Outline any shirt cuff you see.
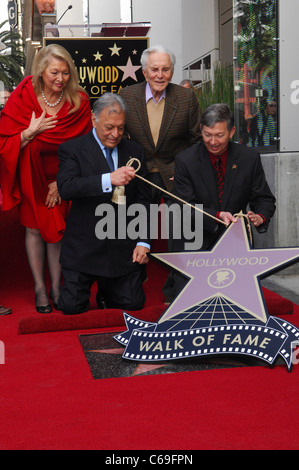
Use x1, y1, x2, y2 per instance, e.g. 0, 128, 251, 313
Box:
137, 242, 151, 250
257, 214, 266, 225
102, 173, 112, 192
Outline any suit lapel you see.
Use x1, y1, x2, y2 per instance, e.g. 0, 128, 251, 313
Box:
84, 131, 111, 173
196, 142, 240, 210
84, 134, 134, 173
197, 144, 219, 207
116, 140, 138, 197
221, 142, 239, 209
156, 84, 178, 150
134, 82, 156, 149
117, 140, 130, 167
134, 82, 179, 151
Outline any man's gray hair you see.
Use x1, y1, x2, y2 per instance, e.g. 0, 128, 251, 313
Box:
93, 93, 126, 120
180, 79, 194, 89
140, 44, 176, 72
200, 103, 235, 131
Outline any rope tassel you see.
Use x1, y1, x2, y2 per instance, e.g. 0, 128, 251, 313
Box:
111, 185, 126, 204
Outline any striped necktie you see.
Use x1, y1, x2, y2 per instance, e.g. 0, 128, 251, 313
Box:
215, 158, 224, 205
105, 147, 114, 172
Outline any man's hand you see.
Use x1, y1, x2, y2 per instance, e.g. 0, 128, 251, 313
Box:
219, 211, 238, 225
110, 166, 135, 186
132, 245, 150, 264
247, 211, 264, 227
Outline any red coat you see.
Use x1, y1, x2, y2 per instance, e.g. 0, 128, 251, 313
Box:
0, 76, 92, 243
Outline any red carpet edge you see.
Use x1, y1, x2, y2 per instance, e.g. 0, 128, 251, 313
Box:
18, 287, 293, 335
18, 304, 166, 334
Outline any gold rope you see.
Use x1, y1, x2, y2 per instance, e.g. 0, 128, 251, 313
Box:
126, 158, 254, 243
233, 213, 253, 245
126, 157, 228, 226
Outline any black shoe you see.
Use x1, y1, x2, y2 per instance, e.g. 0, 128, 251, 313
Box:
0, 305, 12, 315
96, 295, 107, 309
49, 290, 61, 310
164, 296, 174, 305
35, 297, 52, 314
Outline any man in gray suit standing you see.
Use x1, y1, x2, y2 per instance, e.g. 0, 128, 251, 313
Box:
120, 44, 202, 198
120, 44, 202, 301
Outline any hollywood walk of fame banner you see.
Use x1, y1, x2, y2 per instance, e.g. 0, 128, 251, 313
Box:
44, 37, 148, 100
115, 216, 299, 371
115, 313, 299, 371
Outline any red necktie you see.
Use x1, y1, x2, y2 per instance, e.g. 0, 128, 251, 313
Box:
215, 158, 224, 205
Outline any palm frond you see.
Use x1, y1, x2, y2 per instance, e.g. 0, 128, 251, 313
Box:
0, 21, 25, 88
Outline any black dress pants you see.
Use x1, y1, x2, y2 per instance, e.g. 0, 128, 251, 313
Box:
147, 172, 176, 299
58, 267, 146, 315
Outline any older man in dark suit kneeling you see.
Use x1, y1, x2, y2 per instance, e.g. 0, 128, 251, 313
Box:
57, 93, 152, 315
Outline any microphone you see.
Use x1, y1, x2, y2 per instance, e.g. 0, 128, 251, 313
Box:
57, 5, 73, 24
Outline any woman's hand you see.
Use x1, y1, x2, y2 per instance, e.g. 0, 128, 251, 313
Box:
21, 111, 59, 148
26, 110, 59, 138
45, 181, 61, 208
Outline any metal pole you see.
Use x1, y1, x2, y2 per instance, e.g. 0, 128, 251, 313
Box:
130, 0, 133, 23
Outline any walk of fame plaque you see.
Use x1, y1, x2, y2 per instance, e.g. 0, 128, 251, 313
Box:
115, 215, 299, 371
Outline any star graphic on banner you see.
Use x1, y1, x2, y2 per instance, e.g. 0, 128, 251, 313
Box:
152, 215, 299, 325
118, 57, 142, 82
109, 43, 122, 56
132, 49, 138, 55
93, 51, 103, 61
82, 58, 87, 63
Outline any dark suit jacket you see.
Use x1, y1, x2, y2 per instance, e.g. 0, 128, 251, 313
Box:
57, 131, 152, 277
119, 81, 202, 192
174, 141, 276, 250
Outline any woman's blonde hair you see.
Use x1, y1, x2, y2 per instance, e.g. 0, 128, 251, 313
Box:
31, 44, 88, 113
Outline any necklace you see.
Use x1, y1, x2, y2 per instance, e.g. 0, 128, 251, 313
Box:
41, 89, 64, 107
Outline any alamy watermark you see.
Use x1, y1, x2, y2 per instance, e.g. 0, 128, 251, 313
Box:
291, 80, 299, 104
95, 201, 204, 250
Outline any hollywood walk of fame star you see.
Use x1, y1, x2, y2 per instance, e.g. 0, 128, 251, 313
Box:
152, 215, 299, 325
87, 348, 166, 376
118, 57, 142, 82
109, 43, 122, 56
93, 51, 103, 61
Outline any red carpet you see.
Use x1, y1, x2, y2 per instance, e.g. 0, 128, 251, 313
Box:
17, 304, 166, 335
17, 285, 293, 335
1, 204, 299, 450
